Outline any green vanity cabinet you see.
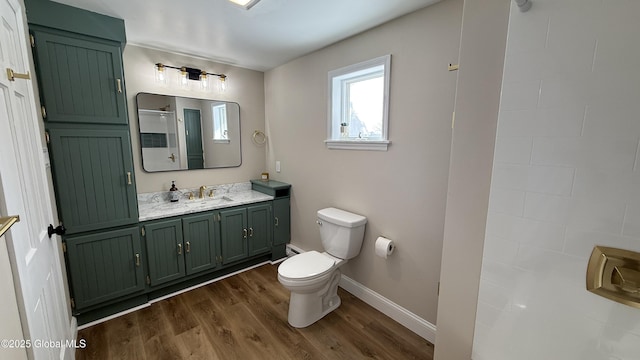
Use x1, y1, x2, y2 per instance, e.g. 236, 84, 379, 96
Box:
143, 212, 220, 287
182, 212, 219, 275
273, 197, 291, 246
142, 218, 185, 286
47, 125, 138, 235
30, 28, 128, 126
65, 226, 145, 310
220, 203, 272, 265
251, 180, 292, 260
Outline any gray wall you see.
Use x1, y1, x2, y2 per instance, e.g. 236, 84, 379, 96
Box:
264, 0, 463, 324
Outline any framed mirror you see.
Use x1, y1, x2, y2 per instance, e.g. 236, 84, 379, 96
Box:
136, 93, 241, 172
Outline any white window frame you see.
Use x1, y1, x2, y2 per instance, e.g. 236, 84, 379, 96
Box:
212, 103, 230, 144
325, 54, 391, 151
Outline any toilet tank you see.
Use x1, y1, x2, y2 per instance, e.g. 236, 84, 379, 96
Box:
317, 207, 367, 259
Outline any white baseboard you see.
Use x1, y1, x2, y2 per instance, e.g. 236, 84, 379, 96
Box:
339, 275, 437, 343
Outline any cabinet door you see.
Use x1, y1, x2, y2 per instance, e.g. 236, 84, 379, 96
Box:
248, 204, 272, 256
219, 208, 247, 264
144, 219, 185, 286
182, 212, 218, 275
47, 126, 138, 234
31, 28, 128, 125
273, 198, 290, 246
65, 226, 144, 310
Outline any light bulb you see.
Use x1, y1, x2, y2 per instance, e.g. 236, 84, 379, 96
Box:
155, 63, 167, 84
180, 67, 188, 88
200, 72, 209, 90
218, 75, 227, 92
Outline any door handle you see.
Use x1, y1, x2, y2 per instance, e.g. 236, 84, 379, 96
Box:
249, 227, 253, 237
274, 217, 279, 227
127, 171, 132, 185
135, 253, 140, 267
168, 153, 176, 162
116, 78, 122, 93
185, 241, 191, 253
243, 228, 247, 239
47, 223, 66, 238
177, 243, 182, 255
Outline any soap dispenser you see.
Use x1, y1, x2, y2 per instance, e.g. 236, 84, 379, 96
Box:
169, 181, 179, 202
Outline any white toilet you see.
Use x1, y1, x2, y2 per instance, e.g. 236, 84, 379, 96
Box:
277, 207, 367, 328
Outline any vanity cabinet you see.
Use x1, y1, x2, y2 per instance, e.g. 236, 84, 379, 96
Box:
47, 125, 138, 234
65, 226, 145, 310
143, 212, 221, 287
30, 27, 128, 125
251, 180, 292, 259
220, 203, 272, 265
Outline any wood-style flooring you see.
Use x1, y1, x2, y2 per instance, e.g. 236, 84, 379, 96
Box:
76, 263, 434, 359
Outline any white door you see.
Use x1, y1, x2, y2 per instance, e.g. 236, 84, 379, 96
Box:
0, 0, 72, 359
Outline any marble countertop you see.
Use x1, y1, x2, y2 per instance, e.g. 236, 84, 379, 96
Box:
138, 182, 273, 222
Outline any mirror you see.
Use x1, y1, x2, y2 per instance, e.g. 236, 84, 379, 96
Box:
136, 93, 241, 172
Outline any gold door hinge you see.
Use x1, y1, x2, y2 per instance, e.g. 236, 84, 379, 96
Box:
141, 227, 145, 236
70, 298, 75, 309
41, 105, 47, 119
30, 34, 35, 48
146, 275, 151, 285
61, 242, 67, 253
45, 131, 50, 144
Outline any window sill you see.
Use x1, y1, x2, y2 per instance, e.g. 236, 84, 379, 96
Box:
324, 139, 390, 151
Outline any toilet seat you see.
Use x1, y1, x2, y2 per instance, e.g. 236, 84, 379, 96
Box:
278, 251, 335, 281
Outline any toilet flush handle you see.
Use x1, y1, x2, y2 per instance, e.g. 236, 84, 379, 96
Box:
317, 220, 323, 226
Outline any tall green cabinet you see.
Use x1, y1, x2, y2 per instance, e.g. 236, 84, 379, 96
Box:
25, 0, 140, 314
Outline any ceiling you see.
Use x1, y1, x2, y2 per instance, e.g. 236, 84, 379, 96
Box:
51, 0, 440, 71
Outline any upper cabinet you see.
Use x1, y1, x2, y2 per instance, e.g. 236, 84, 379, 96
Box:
31, 28, 128, 125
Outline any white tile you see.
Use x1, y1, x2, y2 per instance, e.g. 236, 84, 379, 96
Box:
488, 188, 525, 216
572, 168, 635, 204
526, 165, 575, 196
490, 164, 529, 191
532, 136, 638, 170
482, 235, 520, 264
497, 109, 535, 137
534, 104, 585, 137
563, 228, 636, 259
583, 102, 640, 137
531, 137, 582, 167
622, 204, 640, 238
510, 216, 565, 251
500, 80, 540, 111
523, 192, 571, 224
493, 137, 532, 164
567, 197, 626, 234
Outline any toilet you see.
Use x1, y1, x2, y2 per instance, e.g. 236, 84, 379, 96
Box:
278, 207, 367, 328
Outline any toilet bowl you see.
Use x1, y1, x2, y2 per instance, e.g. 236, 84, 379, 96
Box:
278, 207, 366, 328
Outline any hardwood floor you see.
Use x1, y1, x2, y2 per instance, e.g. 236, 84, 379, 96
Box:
76, 263, 434, 359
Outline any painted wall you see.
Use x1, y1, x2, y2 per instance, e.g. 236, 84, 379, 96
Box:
264, 0, 463, 324
434, 0, 510, 358
123, 45, 266, 193
473, 0, 640, 359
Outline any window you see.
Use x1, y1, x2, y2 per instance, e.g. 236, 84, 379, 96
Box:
326, 55, 391, 151
212, 103, 229, 142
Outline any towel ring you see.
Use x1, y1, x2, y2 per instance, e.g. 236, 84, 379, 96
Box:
252, 130, 267, 146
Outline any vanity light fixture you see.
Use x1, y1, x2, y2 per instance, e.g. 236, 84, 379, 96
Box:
155, 63, 227, 92
228, 0, 260, 10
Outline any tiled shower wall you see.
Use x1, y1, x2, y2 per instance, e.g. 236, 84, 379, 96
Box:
473, 0, 640, 359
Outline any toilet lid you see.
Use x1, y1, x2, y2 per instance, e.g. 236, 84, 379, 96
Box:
278, 251, 335, 280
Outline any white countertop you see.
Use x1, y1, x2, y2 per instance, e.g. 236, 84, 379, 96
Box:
137, 182, 273, 222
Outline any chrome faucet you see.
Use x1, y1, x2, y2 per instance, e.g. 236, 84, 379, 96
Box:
199, 185, 206, 199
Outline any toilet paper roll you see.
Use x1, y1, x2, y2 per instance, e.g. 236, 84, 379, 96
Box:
375, 236, 395, 259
